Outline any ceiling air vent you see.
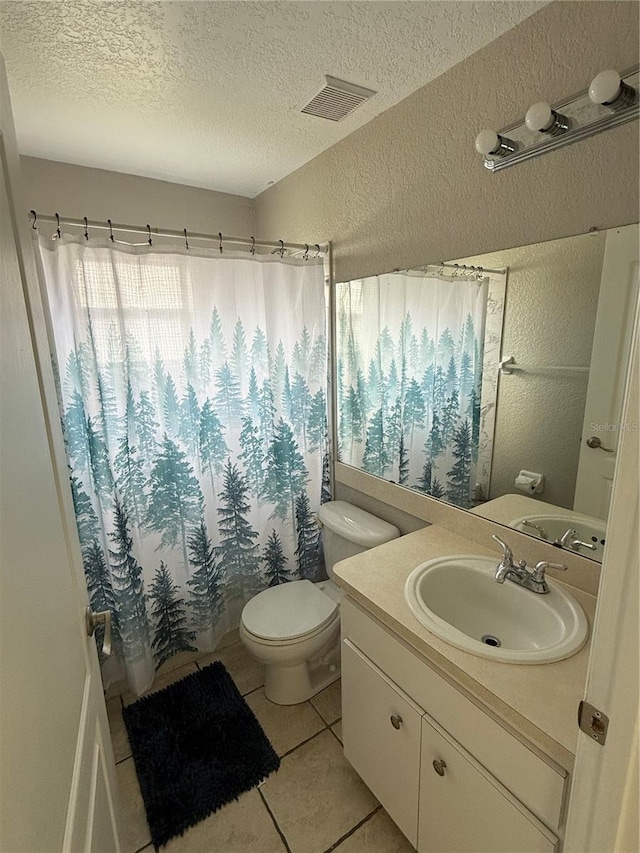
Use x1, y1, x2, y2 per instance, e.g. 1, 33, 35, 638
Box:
301, 76, 376, 122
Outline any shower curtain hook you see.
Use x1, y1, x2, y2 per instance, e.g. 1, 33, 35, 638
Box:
303, 244, 309, 261
250, 236, 256, 255
30, 209, 37, 230
314, 244, 320, 258
108, 219, 114, 242
146, 224, 152, 246
219, 232, 223, 254
279, 240, 285, 258
184, 228, 189, 250
55, 212, 61, 239
83, 217, 89, 240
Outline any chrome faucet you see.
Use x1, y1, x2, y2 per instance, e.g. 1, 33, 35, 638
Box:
521, 519, 549, 540
558, 528, 597, 552
492, 535, 568, 594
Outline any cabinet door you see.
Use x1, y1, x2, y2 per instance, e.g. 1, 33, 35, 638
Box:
418, 715, 558, 853
342, 640, 422, 847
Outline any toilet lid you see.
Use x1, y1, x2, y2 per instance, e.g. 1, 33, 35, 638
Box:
242, 580, 338, 642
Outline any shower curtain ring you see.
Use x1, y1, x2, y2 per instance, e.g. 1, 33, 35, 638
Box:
83, 217, 89, 240
30, 210, 37, 230
184, 228, 189, 250
55, 212, 61, 239
314, 244, 320, 258
250, 236, 256, 255
146, 224, 152, 246
279, 240, 285, 258
304, 244, 309, 261
219, 232, 223, 254
108, 219, 114, 242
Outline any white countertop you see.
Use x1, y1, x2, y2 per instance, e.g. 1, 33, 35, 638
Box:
333, 524, 596, 770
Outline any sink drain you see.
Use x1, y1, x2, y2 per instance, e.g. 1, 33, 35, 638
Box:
481, 634, 502, 647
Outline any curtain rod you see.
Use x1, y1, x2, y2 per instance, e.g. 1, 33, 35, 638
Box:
429, 261, 507, 276
28, 211, 329, 255
343, 261, 507, 282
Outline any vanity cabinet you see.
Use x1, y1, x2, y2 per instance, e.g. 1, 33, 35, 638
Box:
419, 715, 557, 853
342, 639, 422, 846
341, 597, 566, 853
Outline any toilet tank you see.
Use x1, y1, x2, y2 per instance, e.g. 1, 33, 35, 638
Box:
317, 501, 400, 578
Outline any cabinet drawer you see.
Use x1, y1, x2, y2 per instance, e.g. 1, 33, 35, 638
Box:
419, 714, 558, 853
342, 597, 567, 831
342, 639, 421, 848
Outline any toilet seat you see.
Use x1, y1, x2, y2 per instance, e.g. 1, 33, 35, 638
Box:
241, 579, 338, 643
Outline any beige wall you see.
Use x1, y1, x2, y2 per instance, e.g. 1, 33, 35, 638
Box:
254, 0, 637, 558
20, 156, 254, 240
254, 2, 639, 282
457, 231, 607, 509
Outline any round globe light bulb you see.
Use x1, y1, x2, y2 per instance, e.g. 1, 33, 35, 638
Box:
475, 129, 500, 156
525, 102, 554, 133
589, 69, 622, 105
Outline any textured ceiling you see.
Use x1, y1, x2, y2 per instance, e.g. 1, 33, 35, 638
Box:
0, 1, 544, 197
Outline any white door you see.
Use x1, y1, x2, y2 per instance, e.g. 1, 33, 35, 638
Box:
0, 58, 121, 852
573, 224, 639, 519
564, 302, 639, 853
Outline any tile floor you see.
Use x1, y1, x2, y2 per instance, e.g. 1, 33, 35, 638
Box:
109, 635, 415, 853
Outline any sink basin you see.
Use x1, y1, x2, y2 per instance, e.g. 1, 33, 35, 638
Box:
509, 513, 606, 560
404, 555, 589, 664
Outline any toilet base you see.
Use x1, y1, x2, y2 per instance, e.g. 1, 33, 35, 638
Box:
264, 659, 340, 705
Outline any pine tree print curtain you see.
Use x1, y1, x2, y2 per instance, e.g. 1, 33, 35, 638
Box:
38, 236, 328, 696
336, 270, 504, 508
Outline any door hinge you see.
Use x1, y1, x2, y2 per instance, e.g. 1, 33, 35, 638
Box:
578, 700, 609, 745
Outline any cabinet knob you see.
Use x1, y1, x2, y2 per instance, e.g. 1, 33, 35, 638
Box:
390, 714, 403, 730
432, 759, 447, 777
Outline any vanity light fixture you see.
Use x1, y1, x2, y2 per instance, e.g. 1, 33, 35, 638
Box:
589, 69, 638, 110
476, 65, 639, 171
474, 130, 517, 158
524, 102, 569, 136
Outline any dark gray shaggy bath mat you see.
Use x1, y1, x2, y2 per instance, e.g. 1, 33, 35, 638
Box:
122, 661, 280, 847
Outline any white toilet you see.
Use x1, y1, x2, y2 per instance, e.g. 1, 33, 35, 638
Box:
239, 501, 400, 705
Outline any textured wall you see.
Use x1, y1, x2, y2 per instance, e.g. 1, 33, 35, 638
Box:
1, 2, 543, 197
254, 2, 640, 282
458, 231, 606, 508
20, 156, 255, 240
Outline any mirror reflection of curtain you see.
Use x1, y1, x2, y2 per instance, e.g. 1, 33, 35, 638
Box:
37, 236, 328, 696
336, 270, 505, 508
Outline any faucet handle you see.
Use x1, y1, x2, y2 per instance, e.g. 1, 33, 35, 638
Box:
559, 528, 577, 547
492, 534, 513, 565
532, 560, 568, 583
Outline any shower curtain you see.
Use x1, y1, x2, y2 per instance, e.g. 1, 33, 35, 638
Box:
37, 235, 328, 695
336, 270, 503, 508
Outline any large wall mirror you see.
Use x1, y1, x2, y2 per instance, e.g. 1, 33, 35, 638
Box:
334, 224, 639, 563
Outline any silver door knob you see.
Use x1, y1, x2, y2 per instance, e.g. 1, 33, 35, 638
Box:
390, 714, 403, 730
586, 436, 614, 452
433, 759, 447, 777
85, 607, 112, 657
